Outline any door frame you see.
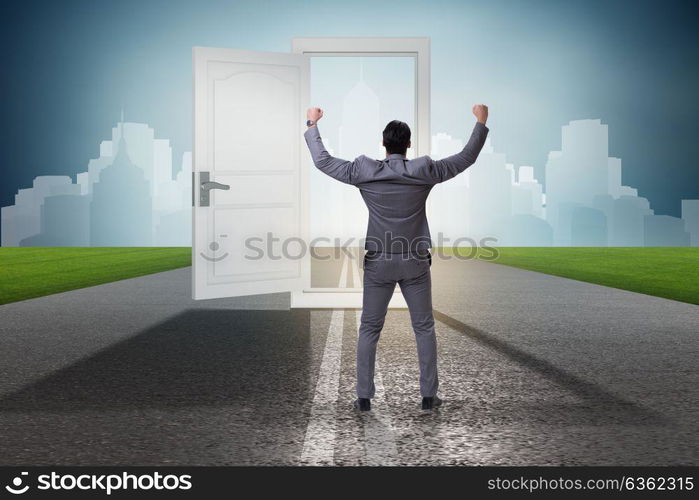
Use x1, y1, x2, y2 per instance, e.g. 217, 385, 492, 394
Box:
290, 37, 431, 308
291, 37, 430, 157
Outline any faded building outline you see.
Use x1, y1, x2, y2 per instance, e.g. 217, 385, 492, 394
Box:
1, 107, 697, 248
1, 111, 192, 247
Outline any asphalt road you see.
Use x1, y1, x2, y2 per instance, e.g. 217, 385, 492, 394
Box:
0, 253, 697, 465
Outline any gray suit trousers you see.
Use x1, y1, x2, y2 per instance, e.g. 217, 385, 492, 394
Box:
357, 252, 438, 399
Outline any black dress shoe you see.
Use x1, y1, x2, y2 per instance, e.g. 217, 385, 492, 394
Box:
353, 398, 371, 411
421, 395, 443, 410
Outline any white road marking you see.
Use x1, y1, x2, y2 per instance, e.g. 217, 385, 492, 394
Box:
352, 252, 399, 465
355, 310, 399, 465
299, 255, 349, 465
301, 251, 399, 466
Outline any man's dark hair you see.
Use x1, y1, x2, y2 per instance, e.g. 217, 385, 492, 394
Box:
382, 120, 411, 155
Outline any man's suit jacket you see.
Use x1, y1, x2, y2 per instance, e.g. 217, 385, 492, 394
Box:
303, 122, 489, 255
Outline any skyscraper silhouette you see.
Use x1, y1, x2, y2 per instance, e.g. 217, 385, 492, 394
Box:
90, 120, 152, 246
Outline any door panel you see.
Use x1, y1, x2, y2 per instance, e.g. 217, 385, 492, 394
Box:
211, 65, 298, 172
211, 206, 299, 280
193, 47, 309, 301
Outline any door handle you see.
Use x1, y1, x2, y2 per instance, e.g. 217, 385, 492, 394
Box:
201, 181, 230, 191
198, 172, 229, 207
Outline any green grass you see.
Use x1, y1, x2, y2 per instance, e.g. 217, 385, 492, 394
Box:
0, 247, 191, 305
443, 247, 699, 305
2, 246, 697, 307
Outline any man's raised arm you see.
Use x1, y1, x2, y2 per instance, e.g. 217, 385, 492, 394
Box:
423, 104, 490, 184
303, 106, 360, 185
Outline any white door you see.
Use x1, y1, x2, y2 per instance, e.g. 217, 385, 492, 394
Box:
192, 47, 309, 300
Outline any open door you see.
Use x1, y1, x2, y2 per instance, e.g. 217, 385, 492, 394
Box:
192, 47, 309, 300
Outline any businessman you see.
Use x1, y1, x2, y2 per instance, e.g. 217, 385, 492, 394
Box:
304, 105, 489, 411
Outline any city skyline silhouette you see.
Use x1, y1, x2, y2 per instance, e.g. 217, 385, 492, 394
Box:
2, 0, 698, 225
1, 112, 192, 248
2, 98, 696, 247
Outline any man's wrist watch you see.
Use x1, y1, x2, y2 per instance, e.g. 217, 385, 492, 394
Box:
306, 120, 315, 127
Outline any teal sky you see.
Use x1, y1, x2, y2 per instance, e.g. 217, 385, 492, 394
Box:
1, 0, 697, 217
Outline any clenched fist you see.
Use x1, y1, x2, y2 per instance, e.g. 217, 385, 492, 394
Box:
307, 107, 323, 124
472, 104, 488, 125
